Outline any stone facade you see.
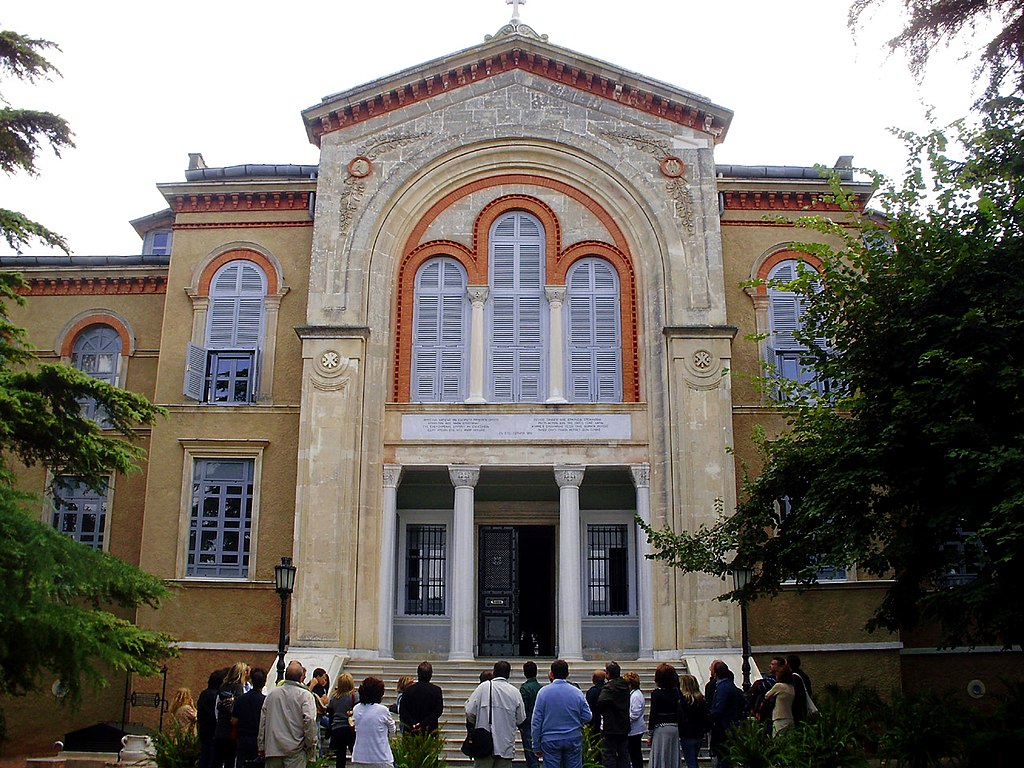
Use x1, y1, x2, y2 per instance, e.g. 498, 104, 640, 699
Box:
2, 22, 1016, 756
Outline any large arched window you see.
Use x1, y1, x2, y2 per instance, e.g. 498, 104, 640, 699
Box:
185, 260, 267, 403
488, 212, 545, 402
411, 257, 468, 402
71, 324, 122, 422
566, 258, 621, 402
767, 259, 827, 392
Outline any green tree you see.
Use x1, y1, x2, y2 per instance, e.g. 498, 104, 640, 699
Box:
1, 29, 74, 253
849, 1, 1024, 98
0, 30, 174, 739
642, 97, 1024, 650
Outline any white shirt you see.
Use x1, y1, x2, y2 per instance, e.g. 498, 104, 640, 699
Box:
351, 702, 396, 764
628, 689, 646, 737
465, 677, 527, 759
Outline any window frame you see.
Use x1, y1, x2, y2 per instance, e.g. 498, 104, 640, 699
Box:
184, 258, 268, 404
485, 211, 548, 403
48, 474, 113, 551
177, 441, 266, 581
581, 512, 636, 617
396, 511, 453, 618
765, 258, 831, 396
410, 257, 469, 403
564, 257, 622, 403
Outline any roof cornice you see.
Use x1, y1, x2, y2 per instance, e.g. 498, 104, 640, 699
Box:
158, 179, 317, 214
301, 34, 733, 146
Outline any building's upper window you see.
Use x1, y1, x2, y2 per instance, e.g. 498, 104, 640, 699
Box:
488, 212, 545, 402
187, 458, 254, 578
566, 258, 621, 402
144, 229, 173, 256
52, 476, 108, 549
71, 324, 121, 424
411, 258, 468, 403
587, 523, 629, 615
184, 260, 266, 404
766, 259, 829, 394
404, 523, 447, 615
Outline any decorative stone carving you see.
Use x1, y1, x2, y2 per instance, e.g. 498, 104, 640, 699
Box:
312, 349, 354, 391
485, 22, 548, 41
347, 156, 372, 178
337, 175, 366, 243
682, 347, 725, 391
544, 286, 566, 306
554, 466, 586, 488
600, 130, 672, 158
467, 286, 490, 305
383, 464, 403, 489
601, 130, 696, 236
359, 131, 433, 160
448, 465, 480, 488
630, 464, 650, 489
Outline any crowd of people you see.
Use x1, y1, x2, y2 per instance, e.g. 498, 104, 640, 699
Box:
165, 654, 813, 768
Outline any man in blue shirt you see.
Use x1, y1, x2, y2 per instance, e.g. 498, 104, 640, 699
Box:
531, 660, 592, 768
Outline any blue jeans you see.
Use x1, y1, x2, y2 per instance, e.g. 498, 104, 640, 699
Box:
680, 737, 701, 768
540, 738, 583, 768
520, 725, 541, 768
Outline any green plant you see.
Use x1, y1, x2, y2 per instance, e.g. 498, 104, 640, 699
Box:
723, 717, 784, 768
151, 724, 199, 768
391, 728, 446, 768
778, 700, 870, 768
582, 726, 603, 768
879, 693, 959, 768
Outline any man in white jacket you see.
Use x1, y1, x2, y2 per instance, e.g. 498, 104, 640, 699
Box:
465, 660, 527, 768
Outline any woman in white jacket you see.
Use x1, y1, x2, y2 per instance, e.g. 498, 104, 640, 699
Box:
625, 672, 647, 768
350, 677, 397, 768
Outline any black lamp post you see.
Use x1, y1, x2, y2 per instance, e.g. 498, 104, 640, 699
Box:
731, 562, 754, 698
274, 556, 297, 684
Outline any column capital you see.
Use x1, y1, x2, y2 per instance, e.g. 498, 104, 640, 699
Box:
383, 464, 403, 489
467, 286, 489, 305
448, 465, 481, 488
554, 465, 586, 488
630, 464, 651, 489
544, 285, 566, 305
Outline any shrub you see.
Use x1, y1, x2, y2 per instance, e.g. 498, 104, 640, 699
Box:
151, 724, 199, 768
392, 728, 447, 768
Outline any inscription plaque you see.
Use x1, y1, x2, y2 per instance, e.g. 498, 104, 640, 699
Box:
401, 413, 631, 440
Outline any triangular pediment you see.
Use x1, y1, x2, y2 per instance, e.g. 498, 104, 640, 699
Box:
301, 29, 733, 146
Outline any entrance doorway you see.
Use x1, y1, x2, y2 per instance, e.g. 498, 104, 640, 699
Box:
478, 525, 555, 657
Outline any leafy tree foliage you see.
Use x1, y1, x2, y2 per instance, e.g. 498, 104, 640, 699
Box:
642, 97, 1024, 650
0, 29, 74, 253
0, 30, 173, 739
849, 1, 1024, 98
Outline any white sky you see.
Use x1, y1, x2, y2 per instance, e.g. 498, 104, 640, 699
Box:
2, 0, 988, 256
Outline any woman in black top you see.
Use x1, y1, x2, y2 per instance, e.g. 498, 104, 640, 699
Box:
678, 674, 709, 768
648, 664, 681, 768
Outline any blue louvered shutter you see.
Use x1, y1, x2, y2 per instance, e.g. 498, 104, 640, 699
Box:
411, 258, 468, 402
566, 258, 622, 402
767, 259, 828, 390
487, 212, 546, 402
207, 261, 267, 349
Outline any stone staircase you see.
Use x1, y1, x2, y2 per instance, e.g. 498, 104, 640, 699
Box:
339, 659, 713, 765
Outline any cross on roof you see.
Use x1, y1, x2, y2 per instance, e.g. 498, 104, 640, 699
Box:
507, 0, 525, 23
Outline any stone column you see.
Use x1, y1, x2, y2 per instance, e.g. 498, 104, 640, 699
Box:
631, 464, 655, 659
545, 286, 568, 403
378, 465, 403, 659
448, 465, 480, 660
465, 287, 489, 404
555, 465, 585, 660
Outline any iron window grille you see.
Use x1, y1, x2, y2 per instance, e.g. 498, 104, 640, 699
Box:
405, 523, 446, 615
587, 524, 629, 615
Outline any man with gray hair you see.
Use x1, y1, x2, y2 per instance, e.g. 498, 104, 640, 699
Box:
259, 661, 318, 768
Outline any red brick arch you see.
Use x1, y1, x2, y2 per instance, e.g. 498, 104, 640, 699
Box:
60, 314, 132, 358
753, 249, 824, 295
197, 249, 279, 296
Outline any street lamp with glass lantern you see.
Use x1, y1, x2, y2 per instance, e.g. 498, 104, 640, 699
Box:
730, 562, 754, 698
274, 556, 297, 684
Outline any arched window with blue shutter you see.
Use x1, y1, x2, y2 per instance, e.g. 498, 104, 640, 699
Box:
411, 257, 469, 402
566, 258, 622, 402
71, 324, 122, 423
767, 259, 828, 393
184, 260, 267, 403
487, 211, 546, 402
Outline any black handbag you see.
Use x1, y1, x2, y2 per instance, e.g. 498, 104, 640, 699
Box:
460, 682, 495, 758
